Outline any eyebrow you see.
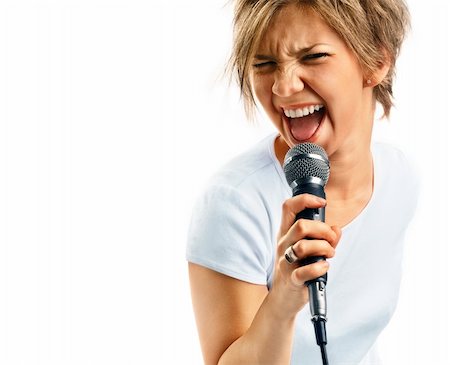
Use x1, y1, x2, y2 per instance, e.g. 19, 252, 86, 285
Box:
254, 43, 330, 60
254, 54, 276, 61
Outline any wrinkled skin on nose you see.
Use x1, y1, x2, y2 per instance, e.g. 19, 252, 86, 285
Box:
272, 61, 305, 97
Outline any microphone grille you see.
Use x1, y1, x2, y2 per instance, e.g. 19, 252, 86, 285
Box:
283, 143, 330, 186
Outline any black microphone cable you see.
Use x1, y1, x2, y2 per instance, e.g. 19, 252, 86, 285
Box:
319, 342, 328, 365
313, 316, 328, 365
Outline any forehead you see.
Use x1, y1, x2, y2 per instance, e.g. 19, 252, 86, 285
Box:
257, 4, 340, 54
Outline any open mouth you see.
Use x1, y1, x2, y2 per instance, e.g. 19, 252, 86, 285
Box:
283, 104, 326, 142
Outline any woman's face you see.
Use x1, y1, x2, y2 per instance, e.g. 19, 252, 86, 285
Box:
252, 4, 374, 158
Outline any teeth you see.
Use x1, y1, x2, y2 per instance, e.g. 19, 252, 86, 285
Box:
283, 104, 323, 118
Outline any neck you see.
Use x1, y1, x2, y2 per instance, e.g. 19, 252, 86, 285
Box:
326, 146, 373, 201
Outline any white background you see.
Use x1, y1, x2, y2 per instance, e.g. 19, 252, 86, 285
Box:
0, 0, 448, 364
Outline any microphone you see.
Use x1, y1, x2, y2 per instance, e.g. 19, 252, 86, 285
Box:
283, 142, 330, 364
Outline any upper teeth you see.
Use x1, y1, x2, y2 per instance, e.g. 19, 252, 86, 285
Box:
283, 104, 323, 118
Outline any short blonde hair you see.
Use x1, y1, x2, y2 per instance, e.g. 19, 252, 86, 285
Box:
228, 0, 410, 118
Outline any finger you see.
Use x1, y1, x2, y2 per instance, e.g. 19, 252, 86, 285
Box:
278, 194, 326, 238
291, 239, 335, 261
291, 260, 330, 286
330, 225, 342, 248
278, 219, 337, 253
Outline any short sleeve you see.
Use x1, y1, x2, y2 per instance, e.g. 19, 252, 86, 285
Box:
186, 184, 272, 285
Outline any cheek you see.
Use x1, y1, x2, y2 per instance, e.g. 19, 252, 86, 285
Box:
253, 77, 277, 117
314, 71, 362, 117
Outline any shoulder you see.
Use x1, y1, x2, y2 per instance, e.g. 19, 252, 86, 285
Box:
372, 142, 420, 220
372, 142, 412, 166
199, 133, 289, 214
372, 142, 420, 188
207, 133, 283, 191
189, 132, 284, 236
200, 134, 291, 227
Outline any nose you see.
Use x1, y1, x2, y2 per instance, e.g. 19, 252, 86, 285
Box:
272, 66, 305, 97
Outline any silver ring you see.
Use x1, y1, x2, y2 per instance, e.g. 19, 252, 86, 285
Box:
284, 245, 299, 264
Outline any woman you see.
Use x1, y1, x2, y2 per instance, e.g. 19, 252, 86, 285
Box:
186, 0, 418, 364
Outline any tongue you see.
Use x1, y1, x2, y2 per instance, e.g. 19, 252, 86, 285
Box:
290, 112, 322, 141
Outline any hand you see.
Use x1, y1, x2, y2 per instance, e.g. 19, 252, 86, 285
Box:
271, 194, 341, 317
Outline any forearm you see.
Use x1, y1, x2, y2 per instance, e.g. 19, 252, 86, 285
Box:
218, 290, 298, 365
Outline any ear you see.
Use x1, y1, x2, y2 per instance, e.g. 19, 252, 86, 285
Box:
364, 48, 391, 88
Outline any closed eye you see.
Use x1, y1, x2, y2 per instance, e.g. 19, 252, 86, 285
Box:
303, 52, 329, 61
253, 61, 276, 69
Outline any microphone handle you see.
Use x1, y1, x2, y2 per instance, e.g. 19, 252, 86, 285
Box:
293, 182, 327, 285
295, 206, 327, 286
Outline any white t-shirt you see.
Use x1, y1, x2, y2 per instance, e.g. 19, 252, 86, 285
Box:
186, 133, 419, 364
